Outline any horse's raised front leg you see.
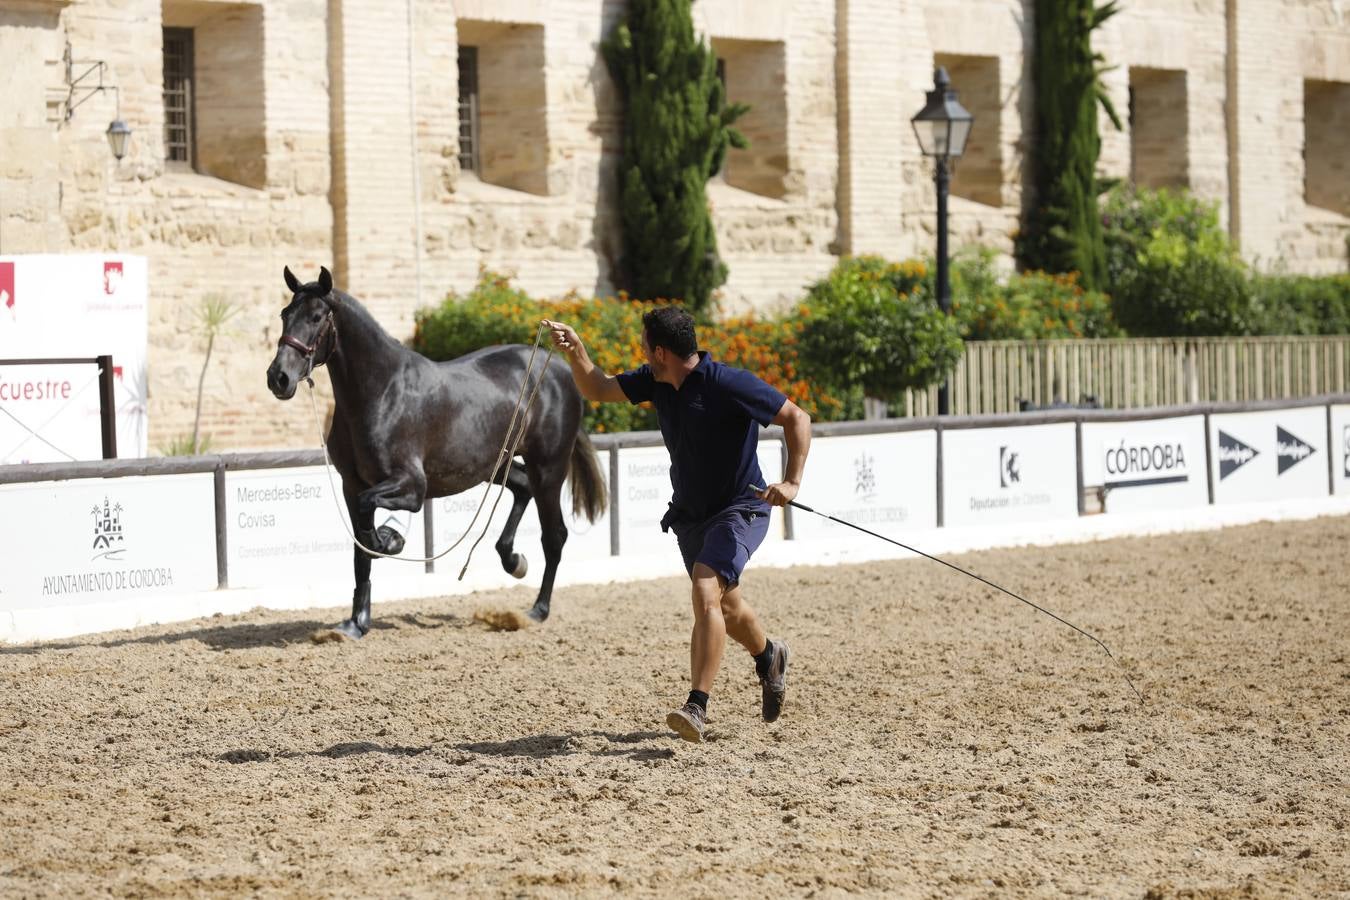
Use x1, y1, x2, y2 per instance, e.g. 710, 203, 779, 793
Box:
355, 471, 427, 557
525, 464, 568, 623
494, 461, 533, 579
333, 471, 426, 640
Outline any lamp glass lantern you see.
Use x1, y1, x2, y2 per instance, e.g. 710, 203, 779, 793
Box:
105, 118, 132, 161
910, 67, 974, 161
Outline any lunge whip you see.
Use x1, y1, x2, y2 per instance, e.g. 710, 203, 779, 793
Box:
750, 484, 1145, 706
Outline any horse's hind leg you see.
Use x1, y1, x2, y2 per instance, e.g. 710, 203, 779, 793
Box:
494, 461, 533, 579
524, 461, 569, 622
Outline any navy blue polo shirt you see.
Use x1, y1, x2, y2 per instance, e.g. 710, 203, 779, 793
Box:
617, 351, 787, 527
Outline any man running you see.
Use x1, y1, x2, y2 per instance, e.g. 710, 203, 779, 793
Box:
542, 308, 811, 742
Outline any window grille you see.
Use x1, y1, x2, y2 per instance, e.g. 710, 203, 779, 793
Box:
457, 46, 480, 173
163, 28, 194, 167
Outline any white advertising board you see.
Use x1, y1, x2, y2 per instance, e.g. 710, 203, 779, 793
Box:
0, 362, 107, 463
430, 461, 612, 574
0, 255, 149, 461
226, 466, 427, 590
791, 431, 938, 540
613, 441, 783, 557
1082, 415, 1209, 513
1210, 407, 1329, 504
0, 474, 217, 611
942, 423, 1078, 527
615, 445, 674, 556
1331, 405, 1350, 497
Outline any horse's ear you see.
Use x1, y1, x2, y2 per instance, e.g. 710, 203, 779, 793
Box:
283, 266, 302, 293
318, 266, 333, 295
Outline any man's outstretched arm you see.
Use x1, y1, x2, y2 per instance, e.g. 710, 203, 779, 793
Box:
759, 398, 811, 506
541, 319, 628, 403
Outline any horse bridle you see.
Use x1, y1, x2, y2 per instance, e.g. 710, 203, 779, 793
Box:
278, 304, 337, 372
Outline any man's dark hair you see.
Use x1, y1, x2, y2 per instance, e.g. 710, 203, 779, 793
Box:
642, 307, 698, 358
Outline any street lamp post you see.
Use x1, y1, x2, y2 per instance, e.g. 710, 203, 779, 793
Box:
911, 66, 973, 415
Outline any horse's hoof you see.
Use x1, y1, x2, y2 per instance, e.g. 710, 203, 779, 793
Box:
376, 525, 405, 556
508, 553, 528, 579
332, 618, 367, 640
526, 603, 549, 623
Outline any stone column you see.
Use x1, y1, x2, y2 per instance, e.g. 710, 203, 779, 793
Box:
329, 0, 423, 332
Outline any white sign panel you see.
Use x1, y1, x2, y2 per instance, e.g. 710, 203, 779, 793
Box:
0, 255, 149, 460
1210, 407, 1329, 504
1331, 405, 1350, 497
1082, 415, 1209, 513
0, 362, 106, 464
943, 423, 1078, 527
792, 431, 938, 540
226, 466, 427, 590
0, 474, 217, 611
430, 460, 612, 575
616, 445, 683, 557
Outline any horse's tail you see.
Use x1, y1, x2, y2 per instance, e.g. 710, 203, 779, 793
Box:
568, 427, 608, 523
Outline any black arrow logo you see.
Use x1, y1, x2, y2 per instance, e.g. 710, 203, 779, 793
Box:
1276, 426, 1314, 475
1217, 431, 1258, 480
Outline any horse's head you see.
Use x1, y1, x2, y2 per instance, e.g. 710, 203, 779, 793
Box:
267, 265, 338, 400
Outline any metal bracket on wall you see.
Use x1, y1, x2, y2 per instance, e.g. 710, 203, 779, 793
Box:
63, 43, 120, 122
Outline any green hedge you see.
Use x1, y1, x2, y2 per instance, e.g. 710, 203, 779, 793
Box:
797, 256, 962, 408
413, 259, 1134, 431
1101, 185, 1350, 336
1252, 273, 1350, 336
413, 272, 657, 433
412, 271, 850, 431
1101, 185, 1258, 336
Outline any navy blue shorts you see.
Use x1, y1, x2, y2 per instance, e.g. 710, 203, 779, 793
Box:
673, 506, 771, 587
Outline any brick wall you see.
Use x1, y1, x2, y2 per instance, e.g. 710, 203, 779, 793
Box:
0, 0, 1345, 453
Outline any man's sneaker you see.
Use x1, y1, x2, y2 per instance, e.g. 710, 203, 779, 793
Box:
665, 702, 707, 743
759, 639, 790, 723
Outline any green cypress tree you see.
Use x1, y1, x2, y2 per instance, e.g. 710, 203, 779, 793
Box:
602, 0, 747, 315
1017, 0, 1121, 291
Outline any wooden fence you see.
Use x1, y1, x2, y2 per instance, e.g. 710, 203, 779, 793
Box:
901, 336, 1350, 416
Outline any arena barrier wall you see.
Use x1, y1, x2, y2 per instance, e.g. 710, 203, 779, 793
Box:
2, 395, 1348, 642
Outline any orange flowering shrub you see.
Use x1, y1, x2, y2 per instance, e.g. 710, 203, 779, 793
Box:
412, 271, 849, 433
700, 313, 848, 423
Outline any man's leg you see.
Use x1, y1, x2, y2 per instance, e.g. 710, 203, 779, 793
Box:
666, 562, 726, 743
689, 563, 729, 693
668, 511, 780, 741
692, 575, 771, 687
720, 583, 768, 657
723, 581, 789, 722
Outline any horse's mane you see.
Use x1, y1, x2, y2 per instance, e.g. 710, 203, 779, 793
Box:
330, 288, 403, 350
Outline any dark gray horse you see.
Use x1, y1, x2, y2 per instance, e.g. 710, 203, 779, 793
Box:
266, 266, 606, 637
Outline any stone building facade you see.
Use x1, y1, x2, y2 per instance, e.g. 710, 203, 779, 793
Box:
0, 0, 1346, 451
